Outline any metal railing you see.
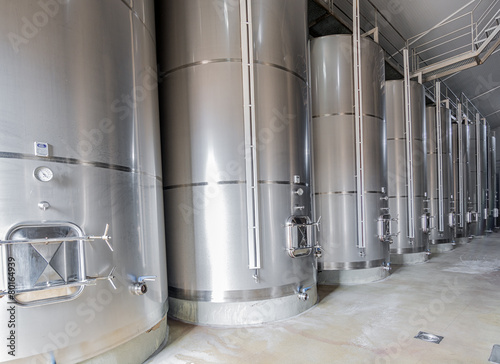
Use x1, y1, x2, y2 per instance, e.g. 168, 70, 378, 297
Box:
311, 0, 492, 123
408, 0, 500, 77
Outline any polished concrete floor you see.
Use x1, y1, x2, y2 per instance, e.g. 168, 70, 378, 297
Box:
148, 234, 500, 364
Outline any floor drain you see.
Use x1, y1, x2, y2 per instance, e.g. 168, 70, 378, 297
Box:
414, 331, 444, 344
489, 344, 500, 363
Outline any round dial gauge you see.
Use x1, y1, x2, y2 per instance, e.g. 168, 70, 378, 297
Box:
34, 166, 54, 182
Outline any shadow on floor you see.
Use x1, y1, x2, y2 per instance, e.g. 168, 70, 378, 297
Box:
166, 317, 197, 346
317, 284, 340, 302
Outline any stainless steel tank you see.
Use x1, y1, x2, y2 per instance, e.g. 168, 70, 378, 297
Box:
452, 118, 470, 244
487, 128, 497, 232
157, 0, 318, 326
468, 121, 479, 235
452, 109, 471, 244
480, 119, 489, 234
425, 106, 455, 252
491, 132, 498, 230
386, 81, 429, 264
0, 1, 168, 363
311, 35, 391, 284
469, 117, 488, 237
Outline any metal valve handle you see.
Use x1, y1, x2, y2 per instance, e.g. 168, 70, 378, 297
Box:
131, 276, 157, 296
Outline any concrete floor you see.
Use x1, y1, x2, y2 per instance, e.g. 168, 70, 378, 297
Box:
147, 234, 500, 364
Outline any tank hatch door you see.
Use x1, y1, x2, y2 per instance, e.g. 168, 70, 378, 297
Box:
1, 223, 114, 306
285, 216, 321, 258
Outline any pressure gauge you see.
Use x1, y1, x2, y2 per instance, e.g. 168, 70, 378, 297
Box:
34, 166, 54, 182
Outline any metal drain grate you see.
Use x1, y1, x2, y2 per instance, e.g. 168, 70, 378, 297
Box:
489, 344, 500, 363
414, 331, 444, 344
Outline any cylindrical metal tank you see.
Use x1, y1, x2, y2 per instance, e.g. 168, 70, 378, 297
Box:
491, 132, 498, 230
469, 117, 488, 237
311, 35, 391, 284
157, 0, 317, 326
425, 106, 454, 252
452, 118, 470, 244
487, 128, 497, 232
468, 121, 479, 235
0, 1, 167, 363
386, 81, 429, 264
480, 119, 489, 234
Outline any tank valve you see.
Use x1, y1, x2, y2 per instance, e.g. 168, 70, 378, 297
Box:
297, 287, 311, 301
426, 250, 431, 256
131, 276, 156, 296
38, 201, 50, 211
294, 188, 304, 196
294, 205, 305, 211
314, 244, 323, 259
382, 262, 391, 271
253, 270, 260, 283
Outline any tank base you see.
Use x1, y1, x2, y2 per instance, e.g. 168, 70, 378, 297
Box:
455, 236, 470, 245
81, 316, 168, 364
168, 287, 318, 326
318, 266, 390, 285
473, 235, 485, 239
430, 242, 455, 253
390, 251, 430, 265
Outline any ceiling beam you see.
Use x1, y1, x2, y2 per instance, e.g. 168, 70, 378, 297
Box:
310, 0, 404, 76
309, 13, 331, 28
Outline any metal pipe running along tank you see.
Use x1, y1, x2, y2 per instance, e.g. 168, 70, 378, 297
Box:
157, 0, 318, 326
311, 35, 391, 285
0, 1, 168, 363
386, 81, 429, 264
452, 115, 470, 244
425, 106, 455, 252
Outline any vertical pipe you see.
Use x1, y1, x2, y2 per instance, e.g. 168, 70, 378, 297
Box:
353, 0, 367, 250
458, 103, 465, 229
403, 50, 415, 240
476, 113, 482, 224
436, 82, 445, 232
308, 41, 318, 256
482, 118, 488, 224
240, 0, 261, 271
493, 133, 498, 228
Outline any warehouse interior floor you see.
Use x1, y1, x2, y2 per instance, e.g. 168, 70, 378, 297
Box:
148, 235, 500, 364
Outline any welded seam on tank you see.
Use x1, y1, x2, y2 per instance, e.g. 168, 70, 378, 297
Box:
430, 239, 452, 244
168, 282, 313, 302
119, 0, 156, 44
253, 61, 307, 83
319, 259, 386, 270
388, 195, 427, 198
387, 138, 424, 141
163, 181, 246, 190
391, 247, 428, 254
162, 59, 308, 84
314, 191, 384, 195
162, 58, 243, 76
0, 152, 161, 181
312, 112, 384, 121
258, 180, 308, 187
